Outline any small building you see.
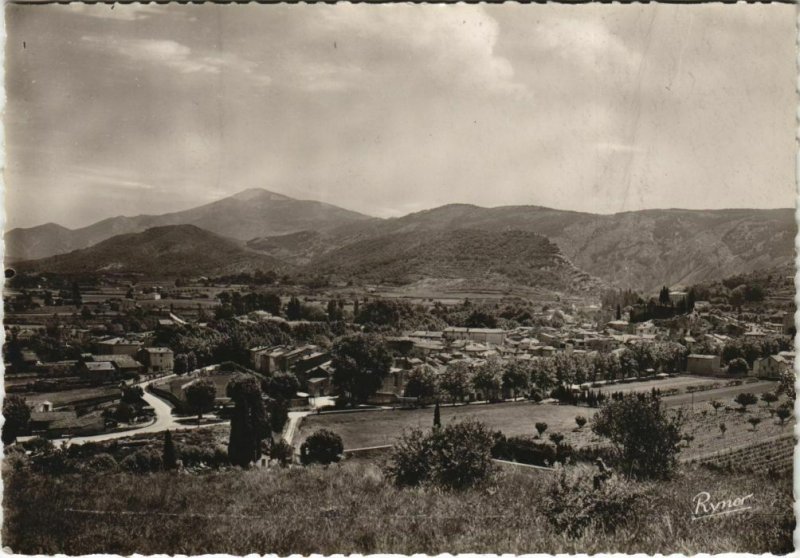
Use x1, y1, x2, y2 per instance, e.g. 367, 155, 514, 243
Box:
79, 361, 120, 384
90, 354, 143, 379
138, 347, 174, 374
687, 354, 721, 376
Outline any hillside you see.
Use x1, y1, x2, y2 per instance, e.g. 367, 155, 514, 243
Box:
5, 188, 373, 261
13, 225, 289, 277
287, 206, 795, 292
307, 229, 603, 294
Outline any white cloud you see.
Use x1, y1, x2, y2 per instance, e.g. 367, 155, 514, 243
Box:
80, 36, 271, 84
533, 18, 638, 74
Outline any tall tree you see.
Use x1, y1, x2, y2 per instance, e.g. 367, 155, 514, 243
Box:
433, 401, 441, 429
71, 281, 83, 308
227, 376, 270, 467
285, 296, 302, 321
163, 430, 178, 470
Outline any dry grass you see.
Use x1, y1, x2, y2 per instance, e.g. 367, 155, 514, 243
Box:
3, 459, 792, 555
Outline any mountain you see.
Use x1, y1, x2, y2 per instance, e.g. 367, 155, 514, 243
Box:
273, 205, 794, 293
306, 229, 604, 295
5, 188, 374, 261
13, 225, 289, 277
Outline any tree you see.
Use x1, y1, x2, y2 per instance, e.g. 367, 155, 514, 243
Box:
615, 304, 622, 320
174, 353, 188, 375
727, 357, 749, 375
326, 299, 344, 322
472, 358, 503, 401
331, 334, 392, 404
575, 415, 587, 429
776, 404, 792, 425
709, 399, 723, 414
163, 430, 178, 470
747, 417, 762, 431
262, 371, 300, 402
2, 395, 30, 445
439, 361, 473, 404
687, 289, 696, 312
465, 310, 497, 329
115, 402, 135, 423
186, 351, 197, 373
592, 393, 685, 479
433, 401, 441, 429
734, 392, 757, 412
719, 422, 727, 437
71, 281, 82, 307
403, 365, 439, 401
549, 432, 565, 447
502, 361, 530, 399
535, 422, 548, 438
300, 429, 344, 465
778, 368, 796, 401
658, 286, 670, 306
761, 392, 778, 407
285, 296, 302, 321
227, 376, 269, 467
184, 379, 217, 423
121, 385, 144, 405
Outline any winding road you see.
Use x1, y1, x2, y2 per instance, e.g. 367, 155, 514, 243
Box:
53, 375, 227, 447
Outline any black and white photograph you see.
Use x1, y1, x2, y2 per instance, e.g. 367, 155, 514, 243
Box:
2, 2, 797, 555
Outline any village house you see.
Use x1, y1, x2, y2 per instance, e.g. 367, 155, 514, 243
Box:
687, 354, 721, 376
752, 351, 795, 380
137, 347, 174, 374
89, 354, 143, 379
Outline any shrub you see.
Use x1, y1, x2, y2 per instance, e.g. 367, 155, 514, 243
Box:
734, 392, 758, 411
387, 420, 494, 490
575, 415, 587, 429
83, 453, 118, 472
491, 435, 566, 467
300, 429, 344, 465
542, 463, 646, 538
270, 439, 294, 467
121, 449, 163, 473
535, 422, 548, 437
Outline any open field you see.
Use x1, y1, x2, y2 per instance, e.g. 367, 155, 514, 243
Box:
22, 386, 120, 408
298, 381, 791, 463
298, 401, 601, 450
2, 459, 792, 555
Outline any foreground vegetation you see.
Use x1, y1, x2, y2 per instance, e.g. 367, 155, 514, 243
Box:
3, 458, 792, 555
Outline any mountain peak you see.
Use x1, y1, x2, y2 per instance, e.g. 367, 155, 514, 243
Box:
230, 188, 293, 202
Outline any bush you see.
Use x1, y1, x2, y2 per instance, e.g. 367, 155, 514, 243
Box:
542, 463, 646, 538
300, 429, 344, 465
121, 448, 163, 473
492, 434, 564, 466
83, 453, 118, 472
270, 439, 294, 466
387, 420, 494, 490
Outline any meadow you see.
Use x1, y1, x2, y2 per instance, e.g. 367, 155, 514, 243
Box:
3, 458, 792, 555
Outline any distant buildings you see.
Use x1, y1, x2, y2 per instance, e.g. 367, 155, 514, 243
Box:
443, 327, 506, 345
137, 347, 174, 374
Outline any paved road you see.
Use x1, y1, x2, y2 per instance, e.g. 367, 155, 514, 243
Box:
53, 375, 227, 447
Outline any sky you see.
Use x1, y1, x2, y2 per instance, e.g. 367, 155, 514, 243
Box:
4, 3, 797, 230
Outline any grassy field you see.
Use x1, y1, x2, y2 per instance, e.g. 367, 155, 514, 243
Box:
3, 459, 792, 555
298, 378, 788, 455
23, 386, 120, 408
298, 401, 601, 450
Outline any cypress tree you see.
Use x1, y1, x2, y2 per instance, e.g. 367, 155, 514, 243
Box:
163, 430, 178, 470
433, 401, 441, 428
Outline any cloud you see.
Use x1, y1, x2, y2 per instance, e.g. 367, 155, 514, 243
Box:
303, 5, 523, 95
68, 3, 165, 22
533, 18, 638, 74
80, 36, 271, 84
67, 166, 156, 191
